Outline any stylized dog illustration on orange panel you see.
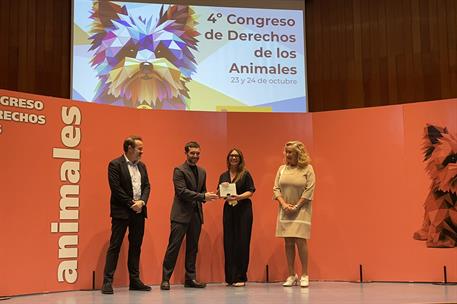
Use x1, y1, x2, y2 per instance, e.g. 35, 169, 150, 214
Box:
413, 124, 457, 248
89, 1, 199, 109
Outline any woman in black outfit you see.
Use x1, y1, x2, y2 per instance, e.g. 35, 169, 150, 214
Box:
218, 148, 255, 287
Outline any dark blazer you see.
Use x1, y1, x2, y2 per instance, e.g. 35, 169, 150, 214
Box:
170, 162, 207, 224
108, 155, 150, 219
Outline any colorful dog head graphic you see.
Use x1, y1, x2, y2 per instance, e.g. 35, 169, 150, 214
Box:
89, 1, 199, 109
413, 124, 457, 247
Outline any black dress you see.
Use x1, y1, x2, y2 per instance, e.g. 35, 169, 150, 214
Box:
218, 170, 255, 284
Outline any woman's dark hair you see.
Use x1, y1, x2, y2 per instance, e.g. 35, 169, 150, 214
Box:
226, 148, 246, 182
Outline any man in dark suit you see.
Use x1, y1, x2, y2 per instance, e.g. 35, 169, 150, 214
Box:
101, 136, 152, 294
160, 141, 218, 290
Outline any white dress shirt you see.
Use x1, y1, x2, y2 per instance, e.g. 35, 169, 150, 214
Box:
124, 155, 142, 200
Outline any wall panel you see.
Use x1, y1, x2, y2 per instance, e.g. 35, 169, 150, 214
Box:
1, 0, 457, 111
1, 88, 456, 296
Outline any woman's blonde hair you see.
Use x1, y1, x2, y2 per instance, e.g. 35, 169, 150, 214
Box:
285, 140, 311, 168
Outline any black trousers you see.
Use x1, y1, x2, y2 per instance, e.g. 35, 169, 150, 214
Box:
103, 215, 145, 283
162, 210, 202, 281
223, 201, 253, 284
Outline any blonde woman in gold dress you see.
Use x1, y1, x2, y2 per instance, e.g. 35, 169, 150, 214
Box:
273, 141, 316, 288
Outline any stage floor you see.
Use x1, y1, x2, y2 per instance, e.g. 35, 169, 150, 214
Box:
3, 282, 457, 304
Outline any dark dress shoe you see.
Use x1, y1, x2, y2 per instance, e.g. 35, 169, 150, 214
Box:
101, 282, 113, 294
160, 280, 170, 290
129, 280, 152, 291
184, 279, 206, 288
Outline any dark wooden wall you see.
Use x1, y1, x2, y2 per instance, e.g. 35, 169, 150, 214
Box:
0, 0, 71, 98
1, 0, 456, 112
306, 0, 457, 111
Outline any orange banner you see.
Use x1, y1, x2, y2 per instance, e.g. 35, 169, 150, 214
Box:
0, 89, 455, 295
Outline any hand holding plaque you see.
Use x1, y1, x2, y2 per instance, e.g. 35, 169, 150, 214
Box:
219, 182, 237, 198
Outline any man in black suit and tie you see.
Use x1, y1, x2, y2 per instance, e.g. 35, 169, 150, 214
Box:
160, 141, 218, 290
101, 136, 152, 294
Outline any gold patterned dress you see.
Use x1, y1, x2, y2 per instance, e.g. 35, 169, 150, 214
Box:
273, 164, 316, 239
